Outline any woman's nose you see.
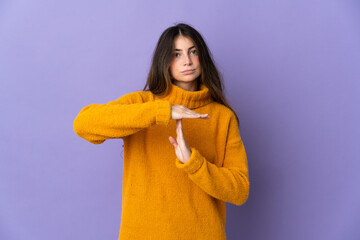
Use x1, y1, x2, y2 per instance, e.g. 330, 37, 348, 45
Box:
184, 54, 192, 65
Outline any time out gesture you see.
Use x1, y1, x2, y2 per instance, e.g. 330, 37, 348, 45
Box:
168, 105, 210, 164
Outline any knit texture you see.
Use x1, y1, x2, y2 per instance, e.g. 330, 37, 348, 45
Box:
73, 83, 249, 240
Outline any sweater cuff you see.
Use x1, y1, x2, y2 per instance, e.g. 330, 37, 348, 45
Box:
175, 147, 204, 174
155, 100, 171, 126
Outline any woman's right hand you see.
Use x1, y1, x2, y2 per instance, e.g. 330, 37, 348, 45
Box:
170, 105, 210, 120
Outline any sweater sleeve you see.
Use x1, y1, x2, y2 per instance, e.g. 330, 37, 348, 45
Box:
73, 92, 171, 144
175, 113, 249, 206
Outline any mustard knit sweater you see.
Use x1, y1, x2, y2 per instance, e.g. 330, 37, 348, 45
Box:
73, 82, 249, 240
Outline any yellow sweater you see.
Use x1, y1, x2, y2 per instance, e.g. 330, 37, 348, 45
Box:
73, 83, 249, 240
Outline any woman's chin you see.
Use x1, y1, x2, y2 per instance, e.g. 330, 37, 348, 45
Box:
173, 78, 198, 83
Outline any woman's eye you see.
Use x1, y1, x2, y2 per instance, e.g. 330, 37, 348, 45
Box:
174, 53, 180, 57
191, 50, 197, 55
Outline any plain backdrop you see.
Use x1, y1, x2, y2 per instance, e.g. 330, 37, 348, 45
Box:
0, 0, 359, 239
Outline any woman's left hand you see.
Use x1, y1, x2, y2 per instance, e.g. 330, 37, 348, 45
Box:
169, 119, 192, 164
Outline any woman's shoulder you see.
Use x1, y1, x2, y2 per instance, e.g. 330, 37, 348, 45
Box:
107, 90, 153, 105
209, 101, 235, 117
209, 101, 239, 127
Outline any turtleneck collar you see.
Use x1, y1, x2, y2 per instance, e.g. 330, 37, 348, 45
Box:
155, 82, 213, 109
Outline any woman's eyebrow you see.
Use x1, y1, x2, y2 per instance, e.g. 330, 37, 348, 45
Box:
174, 46, 195, 51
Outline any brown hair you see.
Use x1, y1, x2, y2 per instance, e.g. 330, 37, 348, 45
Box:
142, 22, 240, 128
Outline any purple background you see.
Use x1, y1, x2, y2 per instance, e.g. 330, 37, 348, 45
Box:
1, 0, 359, 239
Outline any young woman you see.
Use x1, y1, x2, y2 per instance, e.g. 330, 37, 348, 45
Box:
73, 23, 249, 240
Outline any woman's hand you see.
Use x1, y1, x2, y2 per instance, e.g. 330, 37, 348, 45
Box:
169, 105, 210, 164
171, 105, 209, 120
169, 119, 192, 164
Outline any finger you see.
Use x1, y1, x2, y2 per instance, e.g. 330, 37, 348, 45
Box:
169, 136, 178, 147
176, 119, 184, 138
176, 105, 206, 119
185, 109, 203, 118
179, 106, 199, 116
183, 108, 209, 119
200, 114, 210, 119
198, 114, 210, 119
176, 119, 181, 138
176, 120, 188, 148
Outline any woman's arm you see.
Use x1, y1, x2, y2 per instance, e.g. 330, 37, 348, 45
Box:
175, 113, 249, 206
73, 92, 171, 144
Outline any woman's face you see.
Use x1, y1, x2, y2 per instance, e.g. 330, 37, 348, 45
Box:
169, 36, 201, 83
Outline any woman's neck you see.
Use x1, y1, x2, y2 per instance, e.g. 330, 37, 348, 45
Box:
172, 79, 198, 91
154, 81, 212, 109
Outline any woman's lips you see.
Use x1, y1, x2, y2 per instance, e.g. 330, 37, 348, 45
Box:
182, 69, 195, 74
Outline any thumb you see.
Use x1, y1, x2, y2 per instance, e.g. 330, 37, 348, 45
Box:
169, 136, 178, 147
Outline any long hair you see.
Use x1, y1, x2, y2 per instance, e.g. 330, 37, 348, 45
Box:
142, 22, 240, 128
